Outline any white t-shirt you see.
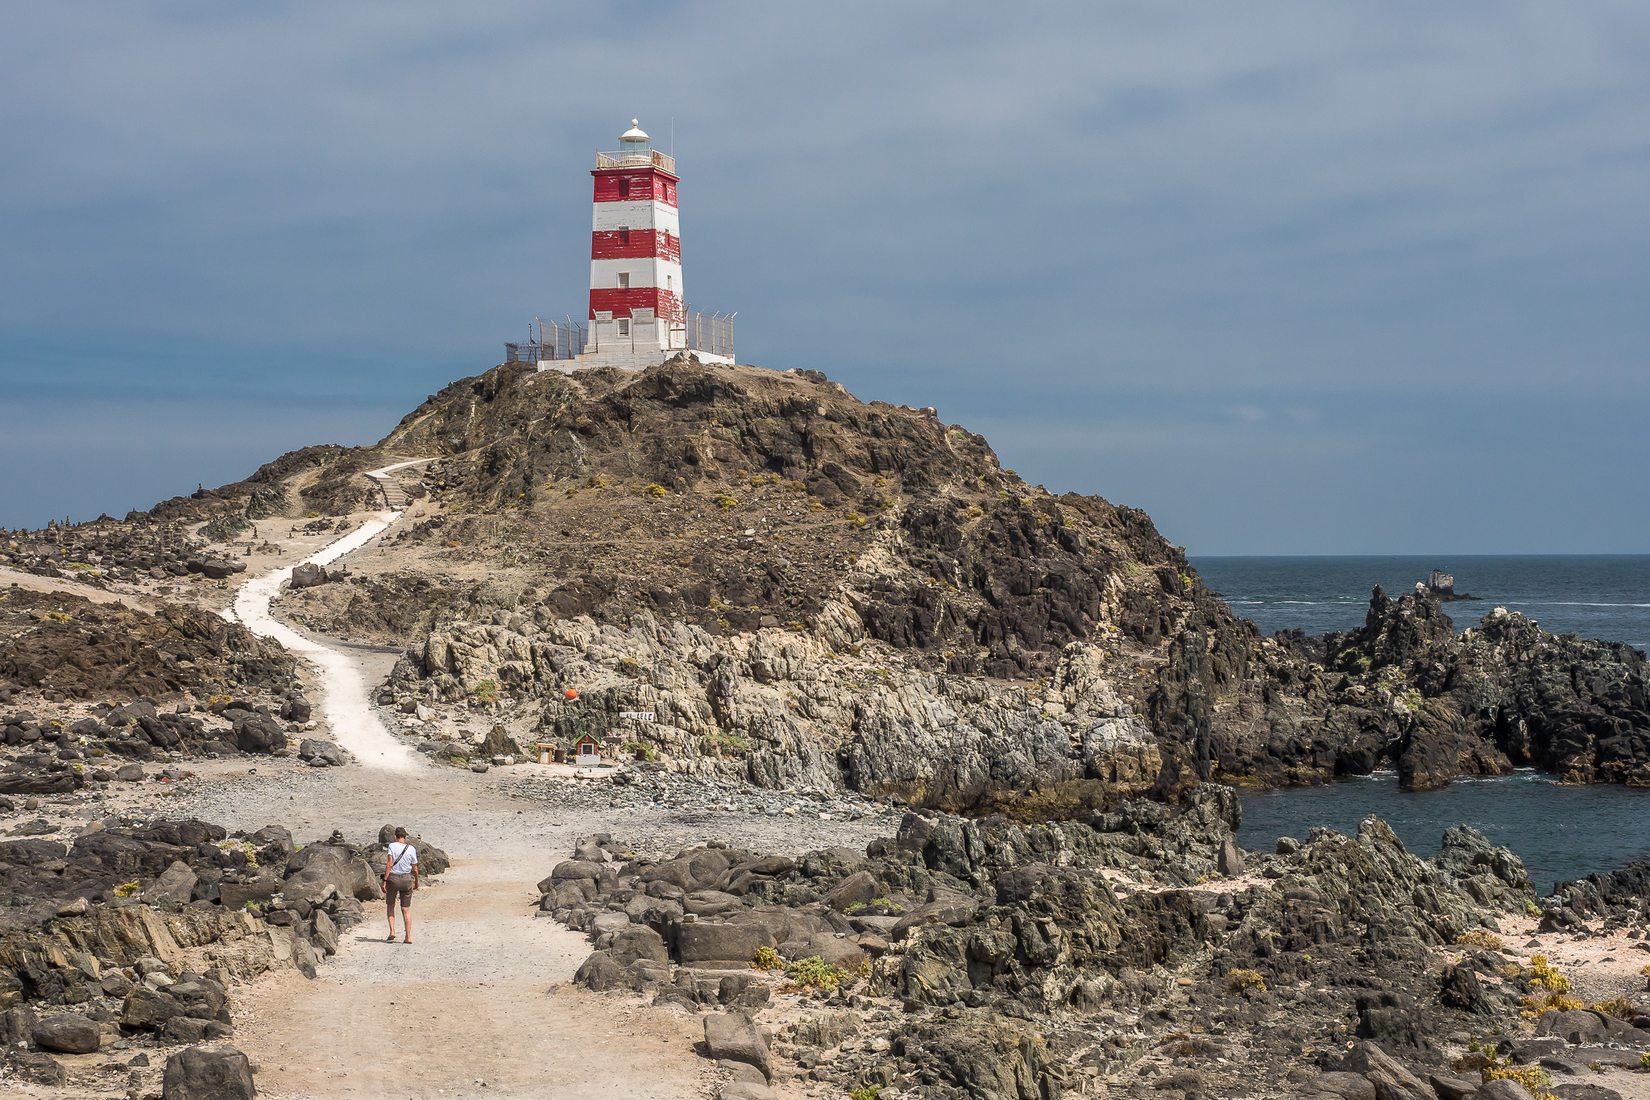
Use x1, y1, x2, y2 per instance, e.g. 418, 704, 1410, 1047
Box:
387, 841, 418, 875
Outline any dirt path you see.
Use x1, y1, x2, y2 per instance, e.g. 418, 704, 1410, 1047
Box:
210, 473, 716, 1100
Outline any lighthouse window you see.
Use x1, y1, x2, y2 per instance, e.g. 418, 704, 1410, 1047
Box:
617, 272, 630, 289
619, 228, 631, 246
618, 178, 631, 199
617, 319, 630, 336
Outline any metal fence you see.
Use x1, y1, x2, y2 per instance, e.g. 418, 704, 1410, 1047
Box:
506, 310, 734, 364
505, 317, 587, 364
679, 311, 735, 360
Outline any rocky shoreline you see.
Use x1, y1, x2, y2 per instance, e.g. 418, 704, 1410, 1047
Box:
547, 790, 1650, 1099
0, 809, 446, 1095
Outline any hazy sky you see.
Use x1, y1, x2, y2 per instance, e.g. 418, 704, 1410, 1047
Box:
3, 3, 1647, 553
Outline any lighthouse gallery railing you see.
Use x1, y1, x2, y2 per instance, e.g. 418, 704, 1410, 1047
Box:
505, 309, 732, 363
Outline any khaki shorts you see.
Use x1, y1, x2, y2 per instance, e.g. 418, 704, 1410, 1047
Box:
386, 873, 414, 907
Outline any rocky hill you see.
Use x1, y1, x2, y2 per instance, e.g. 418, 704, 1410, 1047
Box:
9, 355, 1648, 809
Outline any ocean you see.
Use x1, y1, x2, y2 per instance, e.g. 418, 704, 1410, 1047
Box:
1190, 554, 1650, 652
1191, 555, 1650, 886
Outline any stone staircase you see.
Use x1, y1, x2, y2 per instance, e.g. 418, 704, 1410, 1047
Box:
366, 463, 428, 511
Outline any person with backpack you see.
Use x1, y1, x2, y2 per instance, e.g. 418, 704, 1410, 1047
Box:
383, 827, 419, 944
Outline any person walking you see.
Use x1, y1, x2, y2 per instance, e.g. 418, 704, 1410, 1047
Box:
383, 827, 419, 944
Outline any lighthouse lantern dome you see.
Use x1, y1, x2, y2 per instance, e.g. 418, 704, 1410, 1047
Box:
619, 119, 651, 152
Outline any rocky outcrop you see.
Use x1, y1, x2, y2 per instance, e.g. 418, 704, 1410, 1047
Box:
0, 818, 444, 1058
395, 611, 1161, 815
546, 793, 1552, 1098
1151, 584, 1650, 792
0, 589, 301, 703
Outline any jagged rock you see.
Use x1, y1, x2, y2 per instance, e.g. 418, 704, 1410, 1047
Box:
161, 1044, 256, 1100
702, 1012, 771, 1083
283, 843, 381, 904
122, 986, 186, 1031
3, 1050, 66, 1085
677, 923, 774, 968
290, 563, 328, 589
297, 739, 347, 767
233, 713, 287, 754
1342, 1042, 1431, 1100
1300, 1073, 1377, 1100
148, 860, 200, 907
892, 1011, 1053, 1100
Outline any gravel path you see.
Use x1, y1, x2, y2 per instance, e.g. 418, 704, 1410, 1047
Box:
198, 484, 724, 1100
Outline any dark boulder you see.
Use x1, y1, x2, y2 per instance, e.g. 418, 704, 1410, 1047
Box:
162, 1044, 256, 1100
32, 1012, 101, 1054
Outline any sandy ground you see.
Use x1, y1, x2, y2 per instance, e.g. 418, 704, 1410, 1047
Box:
207, 768, 716, 1100
185, 472, 722, 1100
0, 564, 157, 611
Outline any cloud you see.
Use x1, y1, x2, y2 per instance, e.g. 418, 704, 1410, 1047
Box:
2, 2, 1649, 548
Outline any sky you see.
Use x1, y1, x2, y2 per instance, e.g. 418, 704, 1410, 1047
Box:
2, 3, 1648, 554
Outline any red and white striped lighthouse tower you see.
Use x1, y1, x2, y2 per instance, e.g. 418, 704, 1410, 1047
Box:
570, 119, 733, 369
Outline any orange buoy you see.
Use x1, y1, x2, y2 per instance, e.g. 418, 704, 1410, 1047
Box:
564, 688, 579, 701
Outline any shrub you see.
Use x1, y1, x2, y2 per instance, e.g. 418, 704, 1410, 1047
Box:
619, 740, 656, 762
644, 483, 668, 498
751, 946, 781, 971
1520, 992, 1584, 1018
1639, 1051, 1649, 1070
786, 955, 853, 992
702, 730, 750, 755
714, 494, 738, 511
1483, 1063, 1554, 1097
1592, 995, 1635, 1020
850, 1088, 882, 1100
113, 881, 139, 898
473, 679, 499, 705
1524, 898, 1542, 917
1455, 930, 1505, 952
44, 609, 73, 623
1527, 955, 1571, 993
809, 499, 825, 512
846, 511, 866, 529
585, 474, 609, 489
1226, 968, 1267, 994
845, 897, 904, 916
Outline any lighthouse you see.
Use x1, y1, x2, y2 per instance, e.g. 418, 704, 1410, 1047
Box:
515, 119, 735, 371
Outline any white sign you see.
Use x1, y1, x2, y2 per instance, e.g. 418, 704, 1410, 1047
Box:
619, 710, 656, 722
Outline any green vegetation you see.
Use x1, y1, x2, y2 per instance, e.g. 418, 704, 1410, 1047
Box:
1591, 994, 1635, 1020
1226, 968, 1267, 994
644, 483, 669, 498
850, 1087, 883, 1100
216, 838, 259, 868
1455, 929, 1505, 952
846, 511, 867, 529
786, 955, 854, 992
751, 946, 782, 971
1483, 1062, 1555, 1099
44, 609, 73, 623
714, 493, 738, 511
845, 897, 904, 916
113, 880, 139, 898
703, 730, 751, 755
620, 740, 657, 762
473, 678, 499, 705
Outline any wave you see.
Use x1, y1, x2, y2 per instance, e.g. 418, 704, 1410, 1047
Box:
1503, 600, 1650, 609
